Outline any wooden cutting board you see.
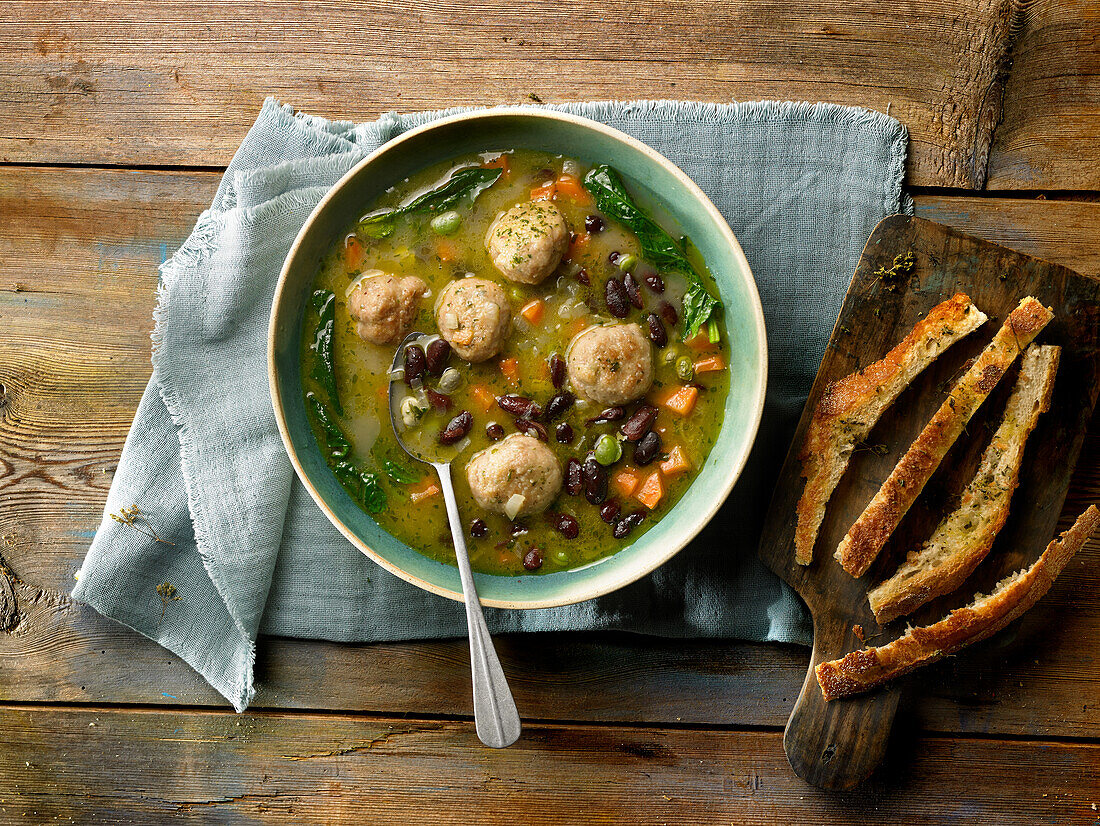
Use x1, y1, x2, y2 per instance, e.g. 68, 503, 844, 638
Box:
758, 215, 1100, 790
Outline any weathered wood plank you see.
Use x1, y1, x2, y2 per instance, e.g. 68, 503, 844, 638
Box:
0, 0, 1084, 189
2, 705, 1098, 824
2, 167, 1099, 737
987, 0, 1100, 190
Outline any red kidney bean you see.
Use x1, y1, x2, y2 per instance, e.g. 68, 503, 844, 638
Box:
576, 268, 591, 286
544, 391, 575, 422
633, 429, 662, 465
469, 518, 488, 539
620, 405, 658, 441
485, 422, 505, 441
549, 353, 566, 388
547, 512, 580, 539
599, 499, 621, 524
583, 455, 608, 505
425, 388, 452, 412
613, 510, 646, 539
523, 549, 544, 570
511, 522, 529, 536
565, 458, 583, 495
555, 422, 574, 444
587, 406, 625, 425
514, 418, 549, 441
605, 277, 630, 318
424, 339, 451, 375
647, 313, 668, 347
403, 344, 426, 386
643, 271, 665, 293
497, 394, 541, 419
659, 301, 679, 327
608, 250, 622, 266
585, 215, 605, 233
624, 273, 643, 309
439, 410, 472, 445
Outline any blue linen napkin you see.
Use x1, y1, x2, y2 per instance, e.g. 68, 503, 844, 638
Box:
73, 99, 909, 711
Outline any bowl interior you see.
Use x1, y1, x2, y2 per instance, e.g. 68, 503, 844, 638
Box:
270, 110, 766, 608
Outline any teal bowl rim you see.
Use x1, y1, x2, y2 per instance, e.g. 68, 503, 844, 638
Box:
268, 107, 767, 609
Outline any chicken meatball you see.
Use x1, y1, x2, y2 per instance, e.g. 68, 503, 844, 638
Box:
466, 434, 563, 518
567, 323, 654, 406
435, 277, 511, 363
485, 201, 569, 285
347, 270, 428, 345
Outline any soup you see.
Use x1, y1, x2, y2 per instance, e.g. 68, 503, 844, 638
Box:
300, 148, 730, 576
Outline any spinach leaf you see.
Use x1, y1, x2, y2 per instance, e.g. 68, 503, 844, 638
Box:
359, 166, 503, 230
383, 459, 420, 484
583, 165, 722, 340
306, 392, 387, 514
309, 289, 342, 415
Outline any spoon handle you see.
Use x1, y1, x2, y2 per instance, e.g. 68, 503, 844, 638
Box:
435, 463, 521, 748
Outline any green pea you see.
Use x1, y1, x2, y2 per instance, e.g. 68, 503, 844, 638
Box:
430, 210, 462, 236
616, 253, 638, 273
676, 356, 695, 382
553, 549, 570, 566
594, 434, 622, 466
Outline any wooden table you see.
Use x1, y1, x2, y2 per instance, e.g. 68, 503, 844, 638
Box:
1, 2, 1098, 821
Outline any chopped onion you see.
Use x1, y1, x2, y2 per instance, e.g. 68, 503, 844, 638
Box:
504, 494, 527, 521
387, 367, 406, 382
440, 311, 459, 331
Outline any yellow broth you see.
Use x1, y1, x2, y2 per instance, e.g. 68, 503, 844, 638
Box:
300, 149, 730, 576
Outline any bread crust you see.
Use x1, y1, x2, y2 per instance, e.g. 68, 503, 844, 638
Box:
794, 294, 987, 565
816, 505, 1099, 701
868, 345, 1060, 624
835, 296, 1054, 577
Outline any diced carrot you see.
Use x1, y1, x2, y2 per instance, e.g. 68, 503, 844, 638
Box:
530, 181, 557, 201
659, 445, 692, 478
436, 238, 457, 262
611, 467, 642, 499
553, 174, 592, 205
566, 317, 589, 340
409, 480, 441, 503
563, 231, 590, 263
519, 298, 545, 325
693, 354, 726, 374
470, 384, 496, 411
482, 154, 511, 176
343, 234, 365, 270
684, 331, 719, 354
652, 385, 699, 417
635, 471, 665, 510
499, 357, 521, 385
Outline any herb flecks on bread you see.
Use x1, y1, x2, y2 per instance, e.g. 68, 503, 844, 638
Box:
868, 344, 1060, 624
816, 505, 1099, 701
794, 294, 987, 565
835, 296, 1054, 577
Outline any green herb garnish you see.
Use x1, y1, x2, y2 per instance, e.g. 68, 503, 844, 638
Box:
306, 392, 387, 514
309, 289, 342, 415
583, 165, 721, 340
359, 166, 503, 232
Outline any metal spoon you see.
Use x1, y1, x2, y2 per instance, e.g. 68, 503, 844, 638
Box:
388, 331, 521, 749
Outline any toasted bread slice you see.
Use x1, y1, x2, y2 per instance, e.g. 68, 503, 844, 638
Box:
868, 345, 1061, 623
836, 296, 1054, 577
817, 505, 1099, 701
794, 294, 987, 565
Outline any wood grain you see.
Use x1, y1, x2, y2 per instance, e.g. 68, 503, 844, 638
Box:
0, 0, 1092, 189
2, 705, 1098, 824
2, 167, 1100, 740
759, 215, 1100, 788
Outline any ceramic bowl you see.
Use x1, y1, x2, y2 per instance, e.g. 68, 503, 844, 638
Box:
269, 108, 767, 608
